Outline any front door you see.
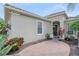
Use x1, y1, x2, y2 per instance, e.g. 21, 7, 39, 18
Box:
53, 21, 60, 38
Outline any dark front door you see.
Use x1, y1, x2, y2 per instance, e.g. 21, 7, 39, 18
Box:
53, 21, 60, 37
53, 25, 58, 36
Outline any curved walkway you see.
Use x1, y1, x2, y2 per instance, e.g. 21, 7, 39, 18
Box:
17, 40, 70, 56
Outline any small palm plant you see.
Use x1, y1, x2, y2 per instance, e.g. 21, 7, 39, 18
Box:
0, 35, 17, 56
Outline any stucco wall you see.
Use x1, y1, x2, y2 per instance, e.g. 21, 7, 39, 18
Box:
8, 13, 52, 44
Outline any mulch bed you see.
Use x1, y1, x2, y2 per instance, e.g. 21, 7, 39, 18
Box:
62, 40, 79, 56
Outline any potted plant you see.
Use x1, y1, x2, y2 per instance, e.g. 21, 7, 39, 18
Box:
45, 33, 52, 40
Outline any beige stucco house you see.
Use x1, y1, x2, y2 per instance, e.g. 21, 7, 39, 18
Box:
4, 4, 79, 44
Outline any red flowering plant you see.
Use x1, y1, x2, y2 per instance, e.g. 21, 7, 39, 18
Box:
59, 27, 65, 37
3, 37, 24, 53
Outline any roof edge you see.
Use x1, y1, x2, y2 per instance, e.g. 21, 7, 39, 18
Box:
45, 11, 68, 19
4, 4, 50, 22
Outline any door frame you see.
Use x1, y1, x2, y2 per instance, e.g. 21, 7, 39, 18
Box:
53, 21, 60, 38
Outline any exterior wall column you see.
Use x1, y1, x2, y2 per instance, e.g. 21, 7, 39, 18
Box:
50, 22, 53, 38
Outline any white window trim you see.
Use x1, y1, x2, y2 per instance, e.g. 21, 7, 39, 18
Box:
36, 20, 44, 35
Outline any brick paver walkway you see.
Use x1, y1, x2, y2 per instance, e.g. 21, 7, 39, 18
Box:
17, 40, 70, 56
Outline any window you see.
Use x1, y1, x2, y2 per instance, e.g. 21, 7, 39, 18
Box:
67, 24, 74, 34
37, 21, 43, 34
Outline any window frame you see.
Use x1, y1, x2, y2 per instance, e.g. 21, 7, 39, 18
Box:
36, 20, 43, 35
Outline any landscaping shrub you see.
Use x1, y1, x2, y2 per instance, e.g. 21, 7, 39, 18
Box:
3, 37, 24, 54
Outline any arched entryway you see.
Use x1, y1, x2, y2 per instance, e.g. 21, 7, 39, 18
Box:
53, 21, 60, 38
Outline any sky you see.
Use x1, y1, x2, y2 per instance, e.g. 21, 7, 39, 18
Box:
0, 3, 79, 19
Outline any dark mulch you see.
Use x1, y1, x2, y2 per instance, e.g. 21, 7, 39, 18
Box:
62, 40, 79, 56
